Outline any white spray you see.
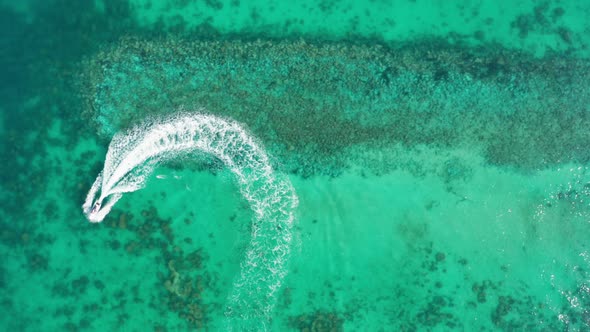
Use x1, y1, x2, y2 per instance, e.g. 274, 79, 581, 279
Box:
82, 112, 298, 330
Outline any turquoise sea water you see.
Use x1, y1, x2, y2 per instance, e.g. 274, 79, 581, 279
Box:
1, 0, 590, 331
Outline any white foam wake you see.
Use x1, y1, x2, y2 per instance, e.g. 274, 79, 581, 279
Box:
82, 111, 298, 330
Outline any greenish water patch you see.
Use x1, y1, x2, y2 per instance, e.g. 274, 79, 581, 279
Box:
126, 0, 590, 57
2, 0, 590, 331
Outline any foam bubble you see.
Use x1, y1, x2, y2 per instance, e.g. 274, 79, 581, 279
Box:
82, 111, 298, 329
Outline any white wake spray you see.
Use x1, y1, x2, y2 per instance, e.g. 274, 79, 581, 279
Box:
82, 112, 298, 330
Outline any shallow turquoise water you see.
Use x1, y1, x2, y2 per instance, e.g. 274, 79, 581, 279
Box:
1, 1, 590, 331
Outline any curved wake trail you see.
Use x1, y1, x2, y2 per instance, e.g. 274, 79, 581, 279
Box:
82, 112, 298, 330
